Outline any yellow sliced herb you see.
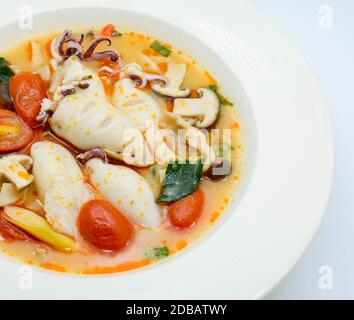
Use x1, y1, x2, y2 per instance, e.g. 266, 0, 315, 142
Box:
3, 206, 76, 252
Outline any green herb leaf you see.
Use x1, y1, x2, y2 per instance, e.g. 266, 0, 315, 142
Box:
150, 40, 171, 57
0, 57, 14, 107
209, 84, 233, 106
154, 246, 169, 258
112, 30, 122, 37
145, 246, 169, 259
157, 159, 203, 203
0, 58, 14, 80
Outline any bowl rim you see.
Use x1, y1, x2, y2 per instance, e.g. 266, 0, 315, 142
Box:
0, 3, 334, 300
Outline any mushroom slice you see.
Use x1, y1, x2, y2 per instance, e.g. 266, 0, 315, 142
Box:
86, 158, 161, 228
173, 88, 220, 128
35, 65, 51, 81
48, 64, 64, 97
0, 154, 33, 190
139, 54, 160, 73
145, 122, 175, 165
0, 183, 21, 206
184, 127, 216, 171
157, 112, 215, 170
152, 63, 190, 98
104, 127, 155, 167
29, 40, 43, 69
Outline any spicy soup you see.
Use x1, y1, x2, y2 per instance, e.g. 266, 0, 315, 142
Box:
0, 25, 242, 274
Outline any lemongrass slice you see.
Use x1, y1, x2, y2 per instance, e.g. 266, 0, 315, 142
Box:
3, 206, 76, 252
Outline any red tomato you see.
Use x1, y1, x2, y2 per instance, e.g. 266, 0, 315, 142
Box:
167, 188, 204, 229
0, 109, 33, 153
101, 24, 115, 37
0, 214, 31, 242
9, 71, 46, 128
78, 199, 133, 252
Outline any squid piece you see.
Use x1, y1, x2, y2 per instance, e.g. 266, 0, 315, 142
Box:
86, 158, 161, 228
112, 78, 162, 129
47, 57, 154, 166
49, 56, 105, 101
50, 30, 121, 64
49, 95, 136, 152
31, 141, 94, 237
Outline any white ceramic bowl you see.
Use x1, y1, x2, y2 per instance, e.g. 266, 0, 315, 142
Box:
0, 4, 333, 299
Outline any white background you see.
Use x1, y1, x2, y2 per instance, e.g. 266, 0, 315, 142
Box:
250, 0, 354, 299
0, 0, 352, 299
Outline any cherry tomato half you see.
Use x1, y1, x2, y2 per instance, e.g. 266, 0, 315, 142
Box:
0, 109, 33, 153
78, 199, 133, 252
167, 188, 204, 229
9, 71, 46, 128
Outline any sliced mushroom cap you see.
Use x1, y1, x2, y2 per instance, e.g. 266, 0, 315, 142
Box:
29, 40, 44, 69
0, 183, 22, 206
104, 128, 155, 167
35, 65, 51, 81
145, 122, 175, 165
0, 154, 33, 190
152, 63, 190, 98
184, 127, 216, 171
173, 88, 220, 128
205, 157, 232, 181
118, 63, 167, 88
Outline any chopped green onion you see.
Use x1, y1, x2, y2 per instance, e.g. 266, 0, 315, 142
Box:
150, 40, 171, 57
145, 246, 169, 259
209, 84, 233, 106
112, 30, 122, 37
154, 246, 169, 258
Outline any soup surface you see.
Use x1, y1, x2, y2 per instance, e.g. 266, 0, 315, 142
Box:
0, 25, 242, 274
